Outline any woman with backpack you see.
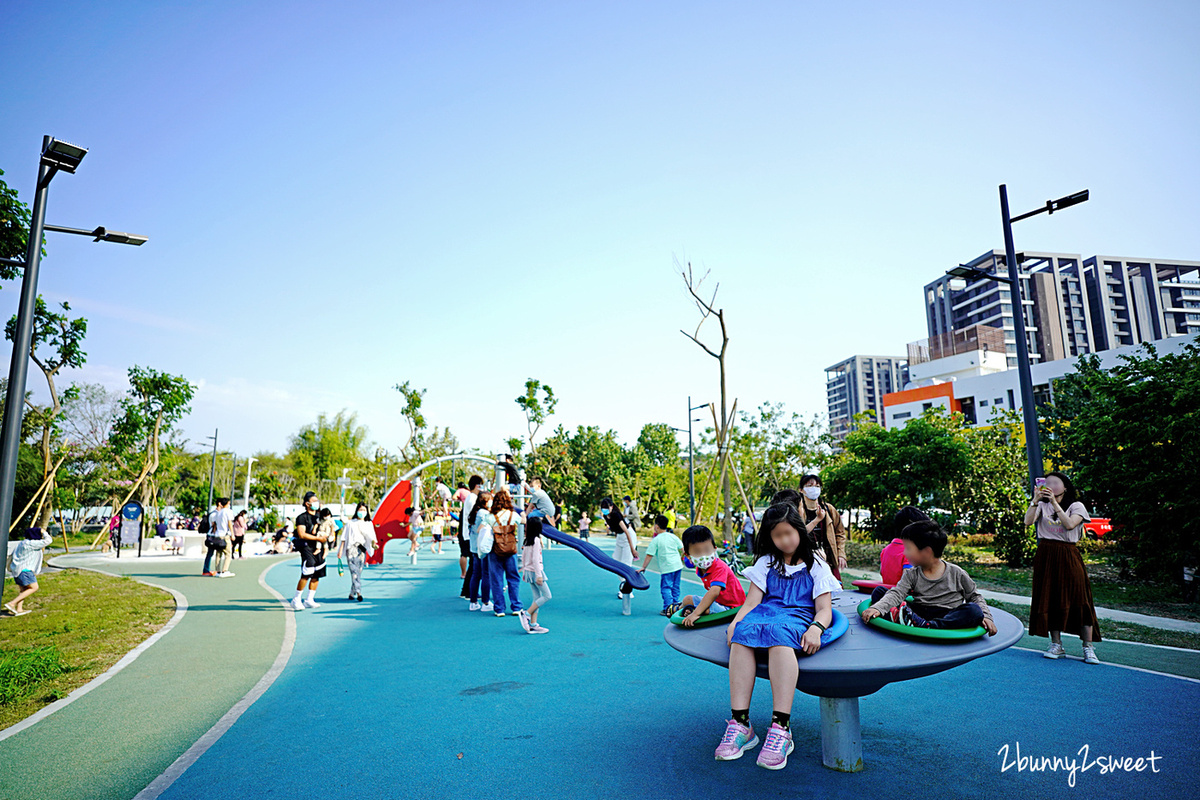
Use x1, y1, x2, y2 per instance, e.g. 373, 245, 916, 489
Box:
487, 489, 525, 618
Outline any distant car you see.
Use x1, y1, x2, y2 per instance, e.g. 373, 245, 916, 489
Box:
1083, 518, 1113, 538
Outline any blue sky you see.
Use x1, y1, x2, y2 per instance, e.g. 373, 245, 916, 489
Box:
1, 0, 1197, 460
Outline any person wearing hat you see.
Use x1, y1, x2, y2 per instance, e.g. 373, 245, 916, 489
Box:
291, 492, 329, 610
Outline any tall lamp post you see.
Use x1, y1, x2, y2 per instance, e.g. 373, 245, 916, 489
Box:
674, 397, 708, 524
0, 136, 147, 604
243, 456, 257, 513
205, 430, 219, 514
946, 185, 1089, 489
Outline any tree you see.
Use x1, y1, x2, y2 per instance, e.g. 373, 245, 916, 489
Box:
821, 409, 971, 538
948, 409, 1030, 566
1042, 341, 1200, 581
287, 410, 370, 491
393, 381, 426, 461
5, 297, 87, 525
109, 366, 196, 510
678, 258, 732, 536
0, 168, 34, 275
636, 423, 681, 466
515, 378, 557, 470
728, 402, 827, 506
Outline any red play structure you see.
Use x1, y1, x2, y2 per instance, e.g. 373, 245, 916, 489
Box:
367, 479, 413, 565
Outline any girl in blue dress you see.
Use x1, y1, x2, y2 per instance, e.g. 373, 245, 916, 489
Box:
715, 502, 841, 770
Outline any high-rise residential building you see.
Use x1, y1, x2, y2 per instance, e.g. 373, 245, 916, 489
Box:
923, 250, 1200, 368
825, 355, 908, 446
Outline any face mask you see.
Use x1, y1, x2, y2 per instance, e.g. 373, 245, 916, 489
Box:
309, 500, 320, 510
600, 507, 609, 515
803, 487, 821, 500
693, 553, 716, 570
355, 510, 366, 519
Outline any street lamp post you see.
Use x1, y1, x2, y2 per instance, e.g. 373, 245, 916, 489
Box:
0, 136, 147, 604
205, 430, 219, 514
946, 184, 1088, 489
243, 457, 257, 514
687, 397, 708, 524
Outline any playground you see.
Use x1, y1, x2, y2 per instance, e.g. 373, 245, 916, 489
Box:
0, 529, 1196, 800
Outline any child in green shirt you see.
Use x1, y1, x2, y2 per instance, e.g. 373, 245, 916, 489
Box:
637, 514, 684, 615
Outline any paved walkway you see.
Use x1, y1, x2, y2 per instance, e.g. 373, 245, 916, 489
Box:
0, 553, 290, 800
2, 546, 1197, 799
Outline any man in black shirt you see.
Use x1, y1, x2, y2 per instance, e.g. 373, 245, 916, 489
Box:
291, 491, 328, 611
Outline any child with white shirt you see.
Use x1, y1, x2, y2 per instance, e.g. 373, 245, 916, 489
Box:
519, 517, 551, 634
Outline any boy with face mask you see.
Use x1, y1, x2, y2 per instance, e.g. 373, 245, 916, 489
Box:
677, 525, 746, 626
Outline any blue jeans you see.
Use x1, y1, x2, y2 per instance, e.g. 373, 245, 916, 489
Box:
469, 553, 491, 604
488, 552, 523, 613
203, 546, 216, 573
659, 569, 681, 608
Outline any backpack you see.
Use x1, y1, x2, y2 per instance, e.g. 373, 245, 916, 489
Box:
198, 513, 210, 534
491, 510, 518, 557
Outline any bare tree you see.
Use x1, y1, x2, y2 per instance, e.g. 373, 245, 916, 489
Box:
677, 258, 734, 541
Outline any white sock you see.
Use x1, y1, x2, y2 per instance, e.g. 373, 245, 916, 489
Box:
306, 588, 316, 601
293, 591, 303, 601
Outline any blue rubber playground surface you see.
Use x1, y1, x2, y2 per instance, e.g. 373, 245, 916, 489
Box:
151, 542, 1196, 800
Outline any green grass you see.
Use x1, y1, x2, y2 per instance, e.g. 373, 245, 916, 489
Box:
0, 569, 175, 729
0, 646, 65, 706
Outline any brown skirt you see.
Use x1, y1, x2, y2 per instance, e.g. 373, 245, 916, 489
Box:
1030, 539, 1101, 641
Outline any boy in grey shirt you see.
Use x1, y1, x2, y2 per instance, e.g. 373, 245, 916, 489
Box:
862, 520, 997, 634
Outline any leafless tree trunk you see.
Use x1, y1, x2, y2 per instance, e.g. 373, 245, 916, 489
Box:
678, 258, 733, 542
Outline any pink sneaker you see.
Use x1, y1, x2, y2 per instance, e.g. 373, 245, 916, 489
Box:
756, 723, 794, 770
714, 720, 759, 760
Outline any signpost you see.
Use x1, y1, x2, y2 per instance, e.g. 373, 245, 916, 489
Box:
118, 500, 144, 558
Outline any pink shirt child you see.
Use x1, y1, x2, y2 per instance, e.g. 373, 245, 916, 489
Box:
879, 538, 911, 585
521, 537, 545, 579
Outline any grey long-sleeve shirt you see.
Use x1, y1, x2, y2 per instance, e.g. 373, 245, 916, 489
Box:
868, 560, 993, 623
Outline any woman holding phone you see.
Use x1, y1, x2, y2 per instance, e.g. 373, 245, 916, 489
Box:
1025, 471, 1101, 664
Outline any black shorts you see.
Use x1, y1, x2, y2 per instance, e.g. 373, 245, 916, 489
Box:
459, 539, 471, 557
433, 534, 443, 542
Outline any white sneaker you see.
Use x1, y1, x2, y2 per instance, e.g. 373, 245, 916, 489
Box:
1082, 645, 1100, 665
469, 602, 481, 611
481, 602, 494, 612
290, 597, 305, 611
303, 598, 320, 608
1044, 642, 1066, 659
217, 571, 235, 578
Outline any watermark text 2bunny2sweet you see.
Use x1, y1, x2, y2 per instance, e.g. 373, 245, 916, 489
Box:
998, 741, 1162, 787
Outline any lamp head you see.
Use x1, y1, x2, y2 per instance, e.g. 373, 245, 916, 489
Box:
41, 139, 88, 173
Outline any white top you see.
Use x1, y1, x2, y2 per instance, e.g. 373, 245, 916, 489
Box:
341, 519, 377, 556
213, 508, 233, 535
1033, 500, 1091, 543
9, 531, 53, 577
743, 554, 841, 599
436, 482, 452, 501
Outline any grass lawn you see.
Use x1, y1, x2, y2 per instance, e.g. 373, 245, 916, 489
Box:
0, 569, 175, 730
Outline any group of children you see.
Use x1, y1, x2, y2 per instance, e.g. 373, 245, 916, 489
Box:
627, 497, 995, 772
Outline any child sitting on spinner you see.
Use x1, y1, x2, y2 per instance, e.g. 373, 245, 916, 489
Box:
718, 502, 842, 770
678, 524, 746, 627
862, 520, 998, 634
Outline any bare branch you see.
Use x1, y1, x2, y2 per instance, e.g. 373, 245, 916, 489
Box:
679, 329, 721, 359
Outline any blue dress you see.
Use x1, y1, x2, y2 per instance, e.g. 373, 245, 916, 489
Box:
731, 566, 817, 650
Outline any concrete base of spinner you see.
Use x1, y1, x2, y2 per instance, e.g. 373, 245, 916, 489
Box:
819, 696, 863, 772
409, 552, 418, 565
